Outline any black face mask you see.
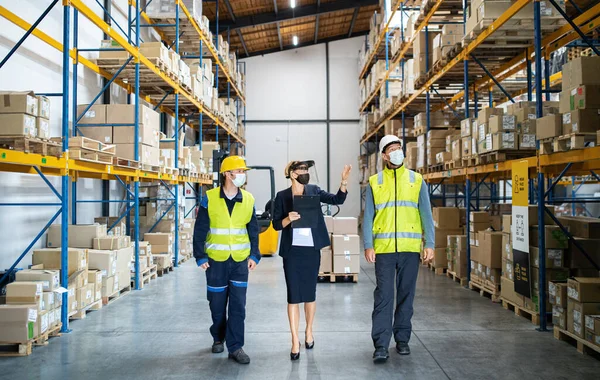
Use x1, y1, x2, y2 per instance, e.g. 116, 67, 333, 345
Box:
296, 173, 310, 185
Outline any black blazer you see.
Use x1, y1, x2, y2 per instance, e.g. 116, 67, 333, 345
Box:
273, 184, 347, 257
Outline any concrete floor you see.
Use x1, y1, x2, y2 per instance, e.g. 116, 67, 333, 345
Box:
1, 255, 600, 380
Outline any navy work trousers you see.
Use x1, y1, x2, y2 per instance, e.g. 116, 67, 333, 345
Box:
371, 252, 420, 349
206, 257, 249, 353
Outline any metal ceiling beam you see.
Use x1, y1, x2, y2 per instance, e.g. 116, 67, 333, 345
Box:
236, 29, 249, 57
277, 22, 283, 50
273, 0, 278, 14
243, 30, 369, 58
220, 0, 378, 31
348, 7, 359, 37
223, 0, 236, 22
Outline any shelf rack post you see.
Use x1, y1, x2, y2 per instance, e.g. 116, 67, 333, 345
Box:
60, 1, 71, 333
463, 0, 469, 120
173, 1, 181, 268
465, 177, 471, 285
71, 7, 79, 225
533, 0, 547, 332
132, 0, 141, 290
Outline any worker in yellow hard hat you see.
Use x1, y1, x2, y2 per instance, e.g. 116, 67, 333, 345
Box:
193, 155, 260, 365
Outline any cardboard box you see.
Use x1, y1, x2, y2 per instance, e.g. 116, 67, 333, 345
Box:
568, 277, 600, 302
333, 254, 360, 274
0, 305, 38, 343
115, 144, 160, 166
15, 270, 60, 292
536, 114, 562, 140
567, 238, 600, 268
0, 113, 36, 137
553, 305, 567, 330
503, 259, 514, 281
478, 231, 503, 269
531, 268, 569, 291
144, 233, 172, 246
435, 228, 463, 248
332, 217, 358, 235
549, 281, 568, 307
572, 85, 600, 110
0, 91, 38, 115
36, 117, 49, 140
529, 225, 568, 249
68, 269, 89, 289
101, 275, 119, 297
320, 248, 332, 273
529, 247, 564, 269
556, 216, 600, 239
6, 282, 43, 304
489, 115, 517, 133
67, 286, 77, 313
47, 224, 107, 248
519, 134, 536, 150
568, 300, 600, 338
331, 235, 360, 256
502, 215, 512, 234
433, 248, 447, 268
433, 207, 460, 229
33, 248, 87, 276
477, 107, 503, 125
562, 109, 600, 134
501, 276, 525, 307
491, 132, 517, 150
93, 236, 130, 250
77, 104, 106, 125
79, 126, 113, 144
562, 56, 600, 89
470, 211, 489, 223
88, 250, 117, 277
502, 233, 512, 261
585, 314, 600, 335
88, 270, 103, 285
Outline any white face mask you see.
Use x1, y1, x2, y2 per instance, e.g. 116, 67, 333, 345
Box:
388, 149, 404, 166
231, 173, 246, 188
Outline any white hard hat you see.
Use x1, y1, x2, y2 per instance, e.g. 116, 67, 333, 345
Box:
379, 135, 402, 154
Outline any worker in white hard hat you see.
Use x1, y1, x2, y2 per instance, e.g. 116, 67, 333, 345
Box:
362, 135, 435, 363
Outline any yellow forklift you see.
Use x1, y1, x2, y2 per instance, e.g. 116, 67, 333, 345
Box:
248, 165, 279, 256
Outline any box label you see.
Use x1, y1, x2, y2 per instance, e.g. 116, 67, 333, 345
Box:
563, 113, 571, 125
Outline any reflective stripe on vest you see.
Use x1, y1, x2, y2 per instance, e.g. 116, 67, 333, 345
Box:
205, 187, 255, 262
369, 166, 423, 253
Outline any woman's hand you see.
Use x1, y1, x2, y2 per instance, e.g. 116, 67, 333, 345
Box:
341, 165, 352, 181
288, 212, 301, 222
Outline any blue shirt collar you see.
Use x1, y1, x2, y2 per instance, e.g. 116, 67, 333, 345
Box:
220, 186, 243, 202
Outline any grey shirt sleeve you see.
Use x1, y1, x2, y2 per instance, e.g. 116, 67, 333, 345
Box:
362, 185, 375, 250
418, 182, 435, 250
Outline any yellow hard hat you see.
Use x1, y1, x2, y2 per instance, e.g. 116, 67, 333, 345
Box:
220, 155, 249, 173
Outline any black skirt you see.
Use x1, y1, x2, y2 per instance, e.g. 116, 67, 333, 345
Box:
282, 246, 321, 304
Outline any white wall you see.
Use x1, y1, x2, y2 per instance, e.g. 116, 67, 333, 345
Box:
243, 37, 363, 218
0, 1, 139, 269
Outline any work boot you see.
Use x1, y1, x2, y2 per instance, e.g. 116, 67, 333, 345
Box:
396, 342, 410, 355
212, 341, 224, 354
229, 348, 251, 364
373, 347, 389, 363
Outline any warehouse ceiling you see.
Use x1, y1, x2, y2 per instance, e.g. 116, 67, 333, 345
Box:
203, 0, 379, 57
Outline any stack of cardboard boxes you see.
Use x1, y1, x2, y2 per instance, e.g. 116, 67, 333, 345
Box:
77, 104, 160, 166
432, 208, 464, 270
437, 131, 461, 165
0, 91, 50, 139
567, 278, 600, 341
180, 218, 195, 262
432, 24, 463, 66
0, 303, 45, 343
320, 217, 360, 275
144, 232, 174, 271
447, 235, 468, 279
413, 30, 439, 83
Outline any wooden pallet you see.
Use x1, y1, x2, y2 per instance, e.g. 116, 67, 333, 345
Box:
501, 297, 541, 325
462, 155, 480, 167
469, 278, 501, 303
554, 326, 600, 356
96, 57, 173, 80
447, 270, 468, 286
68, 136, 116, 155
416, 167, 427, 175
0, 340, 33, 357
102, 285, 131, 306
318, 273, 359, 283
429, 164, 444, 173
479, 150, 531, 164
70, 299, 103, 320
32, 323, 62, 346
427, 262, 447, 275
142, 163, 160, 173
130, 266, 153, 289
539, 133, 596, 154
69, 148, 114, 164
0, 135, 62, 156
113, 157, 140, 169
157, 265, 174, 277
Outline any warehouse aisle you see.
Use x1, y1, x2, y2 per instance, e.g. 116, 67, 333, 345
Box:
1, 256, 600, 380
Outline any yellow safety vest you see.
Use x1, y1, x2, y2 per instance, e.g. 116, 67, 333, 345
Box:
369, 165, 423, 253
205, 187, 254, 262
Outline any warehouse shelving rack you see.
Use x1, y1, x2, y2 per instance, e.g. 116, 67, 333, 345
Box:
0, 0, 245, 333
359, 0, 600, 331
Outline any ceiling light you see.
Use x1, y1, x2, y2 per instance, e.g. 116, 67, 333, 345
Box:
293, 35, 298, 46
290, 0, 296, 9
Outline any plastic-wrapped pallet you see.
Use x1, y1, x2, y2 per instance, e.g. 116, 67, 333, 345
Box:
146, 0, 202, 23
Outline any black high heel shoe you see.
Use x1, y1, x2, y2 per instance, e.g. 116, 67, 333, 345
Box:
305, 340, 314, 349
290, 344, 301, 361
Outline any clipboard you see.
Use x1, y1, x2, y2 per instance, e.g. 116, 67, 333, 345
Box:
292, 195, 320, 229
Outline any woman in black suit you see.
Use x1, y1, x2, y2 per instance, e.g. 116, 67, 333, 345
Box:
273, 160, 351, 360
